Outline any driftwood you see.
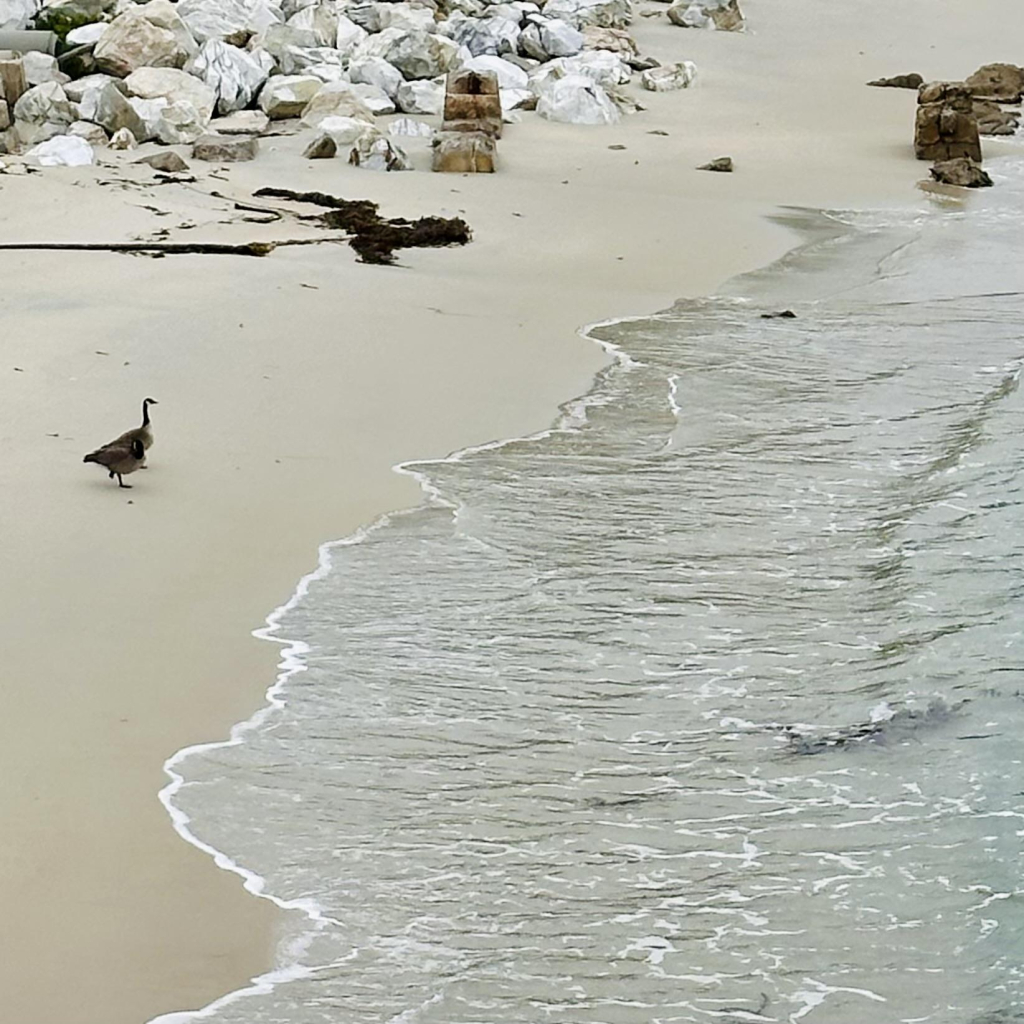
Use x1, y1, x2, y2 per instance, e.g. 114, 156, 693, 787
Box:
254, 187, 471, 265
0, 238, 342, 257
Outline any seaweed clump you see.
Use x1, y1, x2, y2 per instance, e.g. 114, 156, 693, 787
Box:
253, 188, 472, 266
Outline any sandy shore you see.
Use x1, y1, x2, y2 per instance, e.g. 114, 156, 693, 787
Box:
0, 1, 1020, 1021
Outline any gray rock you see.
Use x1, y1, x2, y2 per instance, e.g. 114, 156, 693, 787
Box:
13, 81, 75, 128
666, 0, 743, 29
209, 108, 269, 133
867, 73, 923, 89
154, 100, 206, 143
442, 10, 519, 56
64, 73, 123, 104
67, 119, 108, 144
94, 3, 197, 77
21, 52, 68, 87
348, 55, 404, 99
135, 149, 190, 171
185, 39, 267, 114
697, 155, 732, 171
535, 72, 618, 123
257, 73, 322, 117
192, 131, 258, 160
395, 77, 443, 113
929, 156, 992, 187
93, 80, 148, 138
357, 27, 460, 80
302, 131, 335, 156
0, 0, 37, 30
125, 66, 216, 123
540, 0, 630, 30
176, 0, 281, 45
286, 1, 338, 46
640, 61, 694, 91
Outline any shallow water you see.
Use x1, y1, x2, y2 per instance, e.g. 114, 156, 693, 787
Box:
159, 159, 1024, 1024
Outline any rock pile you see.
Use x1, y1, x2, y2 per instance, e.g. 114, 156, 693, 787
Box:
1, 0, 697, 166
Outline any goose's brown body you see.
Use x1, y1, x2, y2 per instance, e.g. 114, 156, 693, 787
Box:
83, 437, 146, 487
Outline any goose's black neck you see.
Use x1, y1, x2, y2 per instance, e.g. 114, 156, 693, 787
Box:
142, 400, 151, 427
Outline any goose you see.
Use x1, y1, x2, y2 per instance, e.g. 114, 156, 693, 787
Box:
83, 437, 147, 488
112, 397, 158, 454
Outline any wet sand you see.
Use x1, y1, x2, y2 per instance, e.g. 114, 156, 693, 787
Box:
0, 1, 1020, 1021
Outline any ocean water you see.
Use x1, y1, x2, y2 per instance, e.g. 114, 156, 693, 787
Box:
156, 157, 1024, 1024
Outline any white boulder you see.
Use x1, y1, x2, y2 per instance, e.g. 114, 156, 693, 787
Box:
299, 81, 374, 126
347, 82, 395, 114
26, 134, 94, 166
536, 72, 619, 123
388, 116, 433, 137
348, 56, 405, 99
185, 39, 269, 114
286, 1, 337, 45
208, 109, 269, 133
153, 99, 206, 143
257, 73, 323, 117
377, 3, 435, 32
64, 74, 122, 105
440, 9, 519, 56
520, 17, 582, 59
94, 2, 197, 77
0, 0, 36, 30
125, 66, 216, 123
335, 14, 368, 55
541, 0, 630, 29
108, 126, 137, 149
13, 82, 76, 130
21, 52, 69, 87
640, 61, 695, 91
395, 77, 443, 114
93, 80, 149, 138
66, 22, 108, 45
462, 54, 528, 90
318, 113, 377, 144
356, 27, 460, 80
176, 0, 281, 45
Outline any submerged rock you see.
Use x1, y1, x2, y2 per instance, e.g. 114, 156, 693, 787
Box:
640, 61, 694, 91
192, 130, 258, 160
929, 156, 992, 187
867, 72, 923, 89
697, 155, 732, 171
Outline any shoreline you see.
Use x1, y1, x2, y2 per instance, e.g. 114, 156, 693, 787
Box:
1, 1, 1022, 1022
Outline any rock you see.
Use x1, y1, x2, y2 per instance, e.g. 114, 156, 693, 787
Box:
135, 149, 189, 171
257, 73, 322, 117
26, 133, 93, 164
345, 2, 382, 34
0, 0, 36, 30
192, 131, 258, 160
867, 72, 923, 89
357, 27, 460, 80
67, 119, 107, 144
108, 125, 136, 148
544, 49, 630, 88
388, 115, 432, 136
540, 0, 630, 30
21, 52, 68, 87
65, 22, 107, 45
153, 99, 206, 143
395, 76, 443, 113
13, 81, 75, 130
966, 62, 1024, 104
176, 0, 281, 45
303, 131, 336, 156
254, 23, 319, 71
348, 131, 409, 169
286, 1, 338, 46
0, 102, 8, 131
209, 108, 269, 133
347, 81, 395, 114
431, 128, 493, 170
640, 61, 694, 91
519, 17, 583, 59
462, 53, 527, 90
914, 80, 982, 162
126, 66, 215, 123
185, 39, 268, 114
348, 56, 404, 99
667, 0, 742, 29
94, 3, 197, 77
300, 81, 374, 126
318, 113, 376, 144
499, 85, 531, 113
377, 3, 436, 32
93, 80, 149, 138
127, 95, 167, 138
697, 155, 731, 171
536, 72, 618, 124
442, 9, 519, 57
335, 14, 367, 55
973, 99, 1020, 136
929, 156, 992, 187
580, 25, 636, 55
63, 72, 122, 104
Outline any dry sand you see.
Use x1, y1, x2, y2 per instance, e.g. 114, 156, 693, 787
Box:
0, 1, 1021, 1021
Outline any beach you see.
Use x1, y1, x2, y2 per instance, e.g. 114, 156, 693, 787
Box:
0, 1, 1021, 1021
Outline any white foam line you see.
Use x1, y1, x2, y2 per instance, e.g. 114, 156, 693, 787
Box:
148, 312, 662, 1023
